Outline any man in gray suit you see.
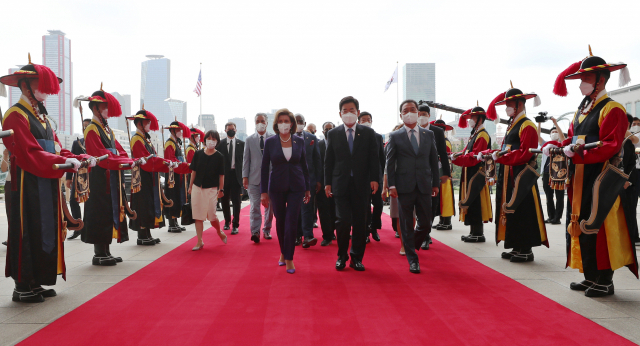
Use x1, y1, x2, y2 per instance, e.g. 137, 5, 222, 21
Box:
387, 99, 440, 274
243, 113, 274, 243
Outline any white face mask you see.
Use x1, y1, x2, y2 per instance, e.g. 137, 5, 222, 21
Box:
505, 106, 516, 117
630, 126, 640, 133
341, 112, 358, 126
256, 123, 267, 133
417, 116, 430, 126
550, 133, 559, 141
100, 108, 108, 118
206, 139, 217, 149
579, 80, 595, 96
360, 122, 372, 128
278, 123, 291, 134
34, 89, 48, 102
468, 119, 476, 128
144, 123, 151, 132
402, 112, 418, 125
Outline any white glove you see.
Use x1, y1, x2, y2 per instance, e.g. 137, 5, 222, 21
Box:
492, 152, 499, 161
476, 152, 484, 162
489, 178, 495, 184
172, 162, 180, 169
563, 145, 575, 158
65, 158, 81, 172
130, 161, 137, 169
542, 144, 557, 157
88, 157, 97, 168
140, 158, 147, 166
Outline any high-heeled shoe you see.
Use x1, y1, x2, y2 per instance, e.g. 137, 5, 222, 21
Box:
192, 243, 204, 251
278, 261, 286, 266
286, 269, 295, 274
399, 249, 406, 256
218, 231, 227, 244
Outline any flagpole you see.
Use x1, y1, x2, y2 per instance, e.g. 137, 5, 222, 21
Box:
396, 61, 399, 123
199, 62, 202, 117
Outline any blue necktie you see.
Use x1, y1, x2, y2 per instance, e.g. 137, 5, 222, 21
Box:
410, 129, 419, 154
348, 128, 354, 154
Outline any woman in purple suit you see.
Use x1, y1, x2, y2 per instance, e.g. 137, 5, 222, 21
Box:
261, 108, 310, 274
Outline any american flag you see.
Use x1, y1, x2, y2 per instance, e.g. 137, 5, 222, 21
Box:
193, 70, 202, 96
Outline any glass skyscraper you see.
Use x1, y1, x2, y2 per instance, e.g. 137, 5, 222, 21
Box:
198, 114, 216, 132
403, 63, 435, 103
111, 92, 132, 132
43, 30, 73, 135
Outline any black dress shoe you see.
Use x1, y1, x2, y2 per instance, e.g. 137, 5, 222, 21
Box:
435, 224, 452, 231
501, 250, 518, 259
421, 240, 430, 250
313, 222, 319, 228
231, 227, 239, 235
365, 237, 370, 244
153, 238, 161, 244
544, 218, 552, 224
336, 258, 347, 270
263, 231, 272, 240
570, 280, 595, 291
137, 239, 156, 246
302, 238, 317, 248
510, 252, 534, 262
223, 224, 230, 230
2, 241, 6, 246
251, 233, 260, 243
92, 256, 117, 266
409, 262, 420, 274
168, 227, 182, 233
179, 226, 186, 231
585, 283, 614, 297
371, 231, 380, 242
463, 235, 486, 243
349, 261, 365, 271
321, 239, 332, 246
295, 237, 302, 246
550, 219, 561, 225
12, 290, 44, 303
32, 286, 57, 298
395, 231, 400, 238
67, 231, 81, 240
432, 224, 440, 229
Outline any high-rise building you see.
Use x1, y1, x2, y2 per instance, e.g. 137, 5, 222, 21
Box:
140, 55, 187, 136
265, 109, 278, 127
43, 30, 73, 135
198, 114, 216, 132
111, 92, 132, 133
403, 63, 435, 104
7, 66, 21, 107
227, 117, 247, 140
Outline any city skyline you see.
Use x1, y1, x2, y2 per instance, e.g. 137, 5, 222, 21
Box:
42, 30, 73, 135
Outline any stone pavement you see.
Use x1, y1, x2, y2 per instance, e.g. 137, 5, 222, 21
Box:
0, 196, 638, 345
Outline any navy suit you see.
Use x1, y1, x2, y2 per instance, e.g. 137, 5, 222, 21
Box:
295, 131, 322, 240
261, 135, 310, 260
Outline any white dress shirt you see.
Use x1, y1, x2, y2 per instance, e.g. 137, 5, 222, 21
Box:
228, 137, 236, 169
282, 147, 292, 161
344, 123, 357, 140
404, 125, 420, 146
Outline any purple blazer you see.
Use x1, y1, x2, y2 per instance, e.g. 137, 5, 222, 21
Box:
260, 135, 310, 194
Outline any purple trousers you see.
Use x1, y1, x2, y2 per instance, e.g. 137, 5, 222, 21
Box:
269, 190, 304, 260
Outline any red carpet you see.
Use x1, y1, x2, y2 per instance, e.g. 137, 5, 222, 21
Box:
21, 206, 634, 345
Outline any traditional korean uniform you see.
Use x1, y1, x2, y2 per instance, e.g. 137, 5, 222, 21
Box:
163, 121, 192, 232
431, 119, 456, 230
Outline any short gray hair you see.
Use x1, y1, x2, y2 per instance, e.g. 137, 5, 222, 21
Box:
294, 113, 305, 123
255, 112, 268, 123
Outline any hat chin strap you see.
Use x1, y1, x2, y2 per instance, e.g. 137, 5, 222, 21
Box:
579, 71, 603, 114
24, 80, 48, 116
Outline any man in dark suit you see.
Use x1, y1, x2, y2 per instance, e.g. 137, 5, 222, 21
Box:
317, 122, 336, 246
387, 99, 440, 273
417, 105, 451, 249
216, 122, 244, 235
325, 96, 380, 272
358, 112, 385, 243
65, 119, 91, 240
294, 114, 322, 248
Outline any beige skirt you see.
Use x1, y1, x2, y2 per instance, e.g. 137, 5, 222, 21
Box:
191, 185, 219, 221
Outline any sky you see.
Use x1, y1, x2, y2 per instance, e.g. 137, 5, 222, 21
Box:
1, 0, 639, 138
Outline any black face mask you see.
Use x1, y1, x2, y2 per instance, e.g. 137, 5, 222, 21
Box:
226, 129, 236, 138
323, 130, 329, 137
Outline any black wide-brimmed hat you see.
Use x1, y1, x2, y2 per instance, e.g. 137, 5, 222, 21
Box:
431, 119, 454, 131
126, 105, 160, 131
73, 84, 122, 118
165, 121, 191, 138
0, 54, 62, 94
487, 82, 541, 121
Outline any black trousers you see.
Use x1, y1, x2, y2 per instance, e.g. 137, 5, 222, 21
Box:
316, 188, 336, 240
398, 190, 432, 265
4, 180, 11, 231
334, 178, 368, 262
221, 170, 242, 228
543, 173, 564, 221
69, 184, 82, 220
367, 184, 383, 231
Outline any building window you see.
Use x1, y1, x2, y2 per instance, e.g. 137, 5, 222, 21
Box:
635, 101, 640, 118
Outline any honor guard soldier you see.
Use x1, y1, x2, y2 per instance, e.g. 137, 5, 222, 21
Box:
551, 46, 637, 297
127, 108, 175, 245
431, 119, 456, 231
186, 127, 204, 164
484, 83, 549, 262
163, 121, 192, 232
452, 105, 494, 242
1, 55, 92, 302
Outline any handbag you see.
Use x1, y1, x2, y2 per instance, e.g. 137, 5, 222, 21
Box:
181, 202, 195, 226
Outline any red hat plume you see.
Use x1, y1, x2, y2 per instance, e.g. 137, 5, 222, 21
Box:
104, 92, 122, 118
191, 128, 205, 142
32, 64, 60, 95
553, 61, 582, 97
145, 110, 160, 131
458, 109, 472, 128
179, 122, 191, 139
486, 92, 506, 122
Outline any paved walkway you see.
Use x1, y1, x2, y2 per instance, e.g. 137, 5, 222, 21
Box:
0, 197, 638, 345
